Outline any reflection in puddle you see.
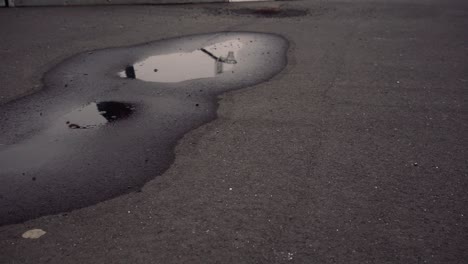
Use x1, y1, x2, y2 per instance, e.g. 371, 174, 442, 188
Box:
64, 101, 134, 129
119, 40, 242, 83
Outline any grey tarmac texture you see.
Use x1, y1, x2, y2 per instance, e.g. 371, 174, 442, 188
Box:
0, 0, 467, 263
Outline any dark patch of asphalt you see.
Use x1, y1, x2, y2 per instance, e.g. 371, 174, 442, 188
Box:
204, 6, 310, 17
0, 0, 468, 263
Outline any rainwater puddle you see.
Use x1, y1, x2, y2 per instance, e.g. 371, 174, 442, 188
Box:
119, 40, 242, 83
0, 32, 288, 225
64, 102, 134, 129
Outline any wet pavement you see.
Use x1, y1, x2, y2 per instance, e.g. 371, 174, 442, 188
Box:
0, 32, 288, 225
0, 0, 468, 263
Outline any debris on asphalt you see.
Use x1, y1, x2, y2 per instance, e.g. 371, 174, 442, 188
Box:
22, 229, 46, 239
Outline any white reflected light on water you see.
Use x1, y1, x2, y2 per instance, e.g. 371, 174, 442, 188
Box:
119, 39, 243, 83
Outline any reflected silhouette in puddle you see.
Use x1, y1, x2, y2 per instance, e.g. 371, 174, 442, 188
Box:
119, 39, 241, 83
65, 102, 134, 129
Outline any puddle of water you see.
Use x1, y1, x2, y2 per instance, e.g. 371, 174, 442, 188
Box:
63, 102, 134, 129
0, 32, 288, 226
0, 101, 135, 173
119, 40, 242, 83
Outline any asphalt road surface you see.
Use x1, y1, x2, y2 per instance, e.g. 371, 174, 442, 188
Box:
0, 0, 467, 263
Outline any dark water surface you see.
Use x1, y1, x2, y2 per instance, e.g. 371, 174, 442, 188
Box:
0, 32, 288, 225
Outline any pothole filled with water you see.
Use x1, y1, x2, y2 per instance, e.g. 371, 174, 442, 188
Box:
0, 32, 288, 225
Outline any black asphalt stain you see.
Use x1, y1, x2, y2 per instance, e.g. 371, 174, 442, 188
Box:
206, 7, 309, 18
0, 32, 288, 225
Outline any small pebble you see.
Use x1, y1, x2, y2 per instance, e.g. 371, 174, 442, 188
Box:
22, 229, 46, 239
